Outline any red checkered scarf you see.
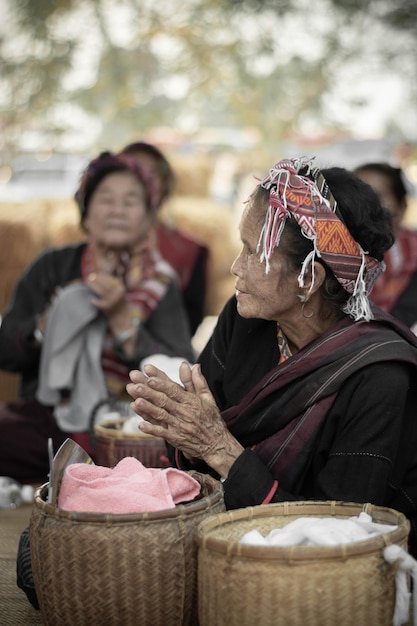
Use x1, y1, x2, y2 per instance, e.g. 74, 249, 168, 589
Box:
258, 157, 385, 321
81, 232, 177, 397
370, 227, 417, 313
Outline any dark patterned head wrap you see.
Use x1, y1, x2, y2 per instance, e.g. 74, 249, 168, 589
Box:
257, 157, 385, 321
74, 151, 160, 221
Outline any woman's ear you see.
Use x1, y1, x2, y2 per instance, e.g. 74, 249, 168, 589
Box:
306, 261, 327, 296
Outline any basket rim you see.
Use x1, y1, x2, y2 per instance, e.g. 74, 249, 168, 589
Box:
94, 418, 164, 441
197, 500, 410, 560
34, 471, 223, 523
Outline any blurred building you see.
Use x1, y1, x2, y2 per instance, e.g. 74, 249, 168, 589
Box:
0, 152, 88, 201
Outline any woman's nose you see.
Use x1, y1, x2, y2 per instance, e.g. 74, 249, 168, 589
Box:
230, 251, 242, 277
110, 201, 125, 214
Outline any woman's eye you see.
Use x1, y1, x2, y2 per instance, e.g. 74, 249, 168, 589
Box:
125, 194, 143, 208
126, 199, 142, 209
240, 242, 256, 258
99, 196, 113, 205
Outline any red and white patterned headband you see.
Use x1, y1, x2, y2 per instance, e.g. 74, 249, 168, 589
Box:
257, 157, 385, 321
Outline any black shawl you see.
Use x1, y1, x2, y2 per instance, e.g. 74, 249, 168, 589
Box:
218, 306, 417, 491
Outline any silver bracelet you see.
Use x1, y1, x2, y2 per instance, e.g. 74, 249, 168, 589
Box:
113, 318, 140, 346
33, 328, 44, 345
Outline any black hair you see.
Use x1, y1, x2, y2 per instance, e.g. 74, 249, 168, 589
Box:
354, 162, 408, 205
320, 167, 394, 260
252, 166, 394, 311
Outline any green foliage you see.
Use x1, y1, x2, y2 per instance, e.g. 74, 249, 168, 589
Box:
225, 0, 293, 12
12, 0, 77, 36
0, 0, 416, 160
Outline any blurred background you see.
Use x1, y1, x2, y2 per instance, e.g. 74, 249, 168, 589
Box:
0, 0, 416, 196
0, 0, 416, 328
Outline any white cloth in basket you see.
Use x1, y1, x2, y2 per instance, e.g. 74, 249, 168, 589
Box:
239, 512, 397, 547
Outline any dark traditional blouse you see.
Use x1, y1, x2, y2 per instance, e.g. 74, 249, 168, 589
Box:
173, 296, 417, 556
0, 242, 195, 399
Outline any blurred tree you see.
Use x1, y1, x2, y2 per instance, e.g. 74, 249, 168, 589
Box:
0, 0, 80, 158
328, 0, 417, 31
0, 0, 415, 165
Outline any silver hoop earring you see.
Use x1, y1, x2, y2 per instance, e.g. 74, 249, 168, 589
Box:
297, 294, 306, 302
301, 301, 314, 319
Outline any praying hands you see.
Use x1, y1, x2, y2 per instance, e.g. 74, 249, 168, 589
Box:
126, 362, 244, 479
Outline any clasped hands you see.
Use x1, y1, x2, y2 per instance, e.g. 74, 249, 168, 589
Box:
126, 362, 244, 479
87, 272, 126, 315
87, 271, 137, 351
87, 248, 132, 316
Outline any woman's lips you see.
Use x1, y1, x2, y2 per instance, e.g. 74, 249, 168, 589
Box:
235, 288, 248, 299
106, 220, 127, 227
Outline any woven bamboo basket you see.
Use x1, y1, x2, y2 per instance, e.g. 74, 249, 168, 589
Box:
198, 500, 410, 626
30, 471, 225, 626
94, 418, 170, 468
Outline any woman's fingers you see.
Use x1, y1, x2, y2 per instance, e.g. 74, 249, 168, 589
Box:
178, 361, 193, 389
128, 365, 218, 431
127, 363, 231, 464
129, 369, 142, 382
127, 370, 151, 397
190, 363, 212, 398
127, 366, 173, 389
132, 393, 201, 452
142, 363, 172, 381
130, 380, 191, 423
137, 419, 167, 439
132, 395, 172, 427
87, 273, 126, 312
130, 362, 194, 393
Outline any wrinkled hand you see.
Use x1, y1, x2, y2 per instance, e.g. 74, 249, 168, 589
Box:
126, 362, 244, 478
87, 272, 127, 316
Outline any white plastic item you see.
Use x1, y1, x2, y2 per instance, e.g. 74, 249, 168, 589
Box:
140, 354, 191, 385
0, 476, 34, 510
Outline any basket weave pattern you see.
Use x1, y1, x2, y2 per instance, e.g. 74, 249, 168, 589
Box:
198, 501, 410, 626
30, 472, 224, 626
94, 419, 169, 468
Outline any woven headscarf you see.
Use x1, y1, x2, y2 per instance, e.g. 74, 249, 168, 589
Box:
257, 157, 385, 321
75, 151, 161, 221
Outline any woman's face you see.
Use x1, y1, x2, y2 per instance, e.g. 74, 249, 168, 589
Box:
231, 200, 301, 322
357, 170, 406, 234
83, 170, 153, 250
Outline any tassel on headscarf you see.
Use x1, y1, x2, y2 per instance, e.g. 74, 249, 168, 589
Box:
256, 157, 385, 322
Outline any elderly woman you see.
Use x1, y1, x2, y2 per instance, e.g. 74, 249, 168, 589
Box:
121, 140, 209, 335
355, 162, 417, 329
0, 151, 194, 483
127, 157, 417, 557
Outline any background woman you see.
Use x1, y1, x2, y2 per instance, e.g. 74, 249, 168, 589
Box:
121, 141, 208, 335
127, 157, 417, 556
0, 151, 194, 483
355, 162, 417, 328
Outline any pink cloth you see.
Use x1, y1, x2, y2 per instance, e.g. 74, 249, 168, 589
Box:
57, 456, 201, 514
